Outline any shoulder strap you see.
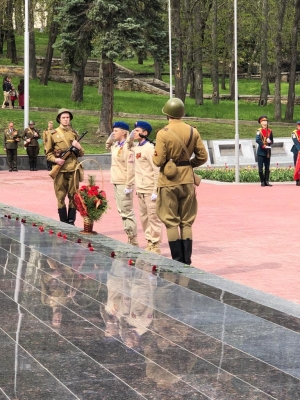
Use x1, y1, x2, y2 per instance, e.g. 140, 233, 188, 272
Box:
168, 126, 194, 159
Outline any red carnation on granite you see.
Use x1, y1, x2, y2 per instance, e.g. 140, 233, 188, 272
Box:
111, 251, 116, 258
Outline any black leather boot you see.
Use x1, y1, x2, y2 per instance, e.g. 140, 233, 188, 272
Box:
168, 240, 184, 263
265, 170, 272, 186
259, 171, 265, 186
68, 208, 76, 225
182, 239, 193, 265
29, 161, 33, 171
33, 159, 38, 171
58, 207, 68, 223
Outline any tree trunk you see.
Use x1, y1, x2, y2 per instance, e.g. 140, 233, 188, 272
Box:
173, 0, 185, 101
274, 1, 287, 121
285, 0, 300, 122
6, 0, 17, 63
14, 0, 24, 35
39, 4, 59, 85
97, 57, 114, 137
154, 59, 162, 80
229, 18, 235, 101
71, 56, 88, 102
259, 0, 269, 106
29, 1, 36, 79
211, 0, 219, 104
194, 1, 204, 105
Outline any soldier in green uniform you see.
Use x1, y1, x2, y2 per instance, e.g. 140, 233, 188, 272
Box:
23, 120, 41, 171
45, 108, 84, 225
3, 121, 20, 171
153, 98, 208, 265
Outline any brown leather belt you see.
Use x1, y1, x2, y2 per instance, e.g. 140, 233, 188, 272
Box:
177, 160, 190, 166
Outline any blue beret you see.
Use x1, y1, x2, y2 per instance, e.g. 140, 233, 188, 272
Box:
112, 121, 129, 130
134, 120, 152, 133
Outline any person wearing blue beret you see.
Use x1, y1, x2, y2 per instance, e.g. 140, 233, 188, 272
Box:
127, 120, 163, 254
106, 121, 138, 246
291, 121, 300, 186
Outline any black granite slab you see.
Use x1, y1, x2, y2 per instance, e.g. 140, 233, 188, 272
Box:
1, 210, 300, 399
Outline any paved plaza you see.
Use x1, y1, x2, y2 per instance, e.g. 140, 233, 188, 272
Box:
0, 169, 300, 398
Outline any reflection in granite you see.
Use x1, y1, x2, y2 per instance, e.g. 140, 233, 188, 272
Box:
0, 212, 300, 398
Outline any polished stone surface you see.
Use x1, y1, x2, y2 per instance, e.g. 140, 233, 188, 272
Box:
1, 209, 300, 399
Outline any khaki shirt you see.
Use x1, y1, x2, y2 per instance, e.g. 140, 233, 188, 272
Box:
109, 141, 135, 188
45, 126, 84, 171
4, 129, 20, 150
153, 119, 208, 187
132, 141, 159, 194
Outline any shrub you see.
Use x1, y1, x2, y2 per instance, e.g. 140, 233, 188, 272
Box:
196, 164, 295, 182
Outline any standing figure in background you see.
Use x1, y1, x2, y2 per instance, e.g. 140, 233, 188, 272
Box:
18, 79, 24, 109
2, 76, 12, 109
256, 115, 274, 187
3, 121, 20, 172
153, 98, 208, 265
23, 120, 41, 171
43, 121, 54, 171
128, 121, 163, 254
291, 121, 300, 186
9, 85, 18, 108
45, 108, 84, 225
106, 121, 138, 246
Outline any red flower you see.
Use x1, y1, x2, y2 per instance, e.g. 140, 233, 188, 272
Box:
111, 251, 115, 258
100, 190, 106, 198
152, 265, 157, 272
77, 238, 82, 243
49, 230, 53, 234
89, 247, 94, 251
63, 234, 67, 239
57, 232, 62, 237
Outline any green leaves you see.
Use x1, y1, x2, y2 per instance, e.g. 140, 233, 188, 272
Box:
197, 165, 294, 182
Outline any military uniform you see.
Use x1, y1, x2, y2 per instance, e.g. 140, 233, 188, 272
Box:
291, 123, 300, 185
4, 126, 20, 171
256, 115, 274, 186
106, 121, 138, 246
129, 121, 163, 253
45, 125, 84, 222
23, 124, 41, 171
153, 98, 208, 264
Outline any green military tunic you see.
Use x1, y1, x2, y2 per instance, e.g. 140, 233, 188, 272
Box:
45, 126, 84, 208
4, 128, 20, 171
152, 119, 208, 242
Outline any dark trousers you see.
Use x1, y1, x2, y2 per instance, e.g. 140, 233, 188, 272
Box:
257, 155, 270, 173
6, 149, 17, 170
26, 146, 39, 162
293, 152, 298, 166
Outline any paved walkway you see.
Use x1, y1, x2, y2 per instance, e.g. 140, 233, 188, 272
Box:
1, 169, 299, 304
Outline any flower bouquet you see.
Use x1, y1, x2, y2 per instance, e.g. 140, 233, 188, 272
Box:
74, 175, 108, 234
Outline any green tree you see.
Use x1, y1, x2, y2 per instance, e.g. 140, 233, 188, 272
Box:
55, 0, 94, 102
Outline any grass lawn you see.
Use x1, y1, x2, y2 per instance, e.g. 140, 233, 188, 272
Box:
1, 32, 299, 155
